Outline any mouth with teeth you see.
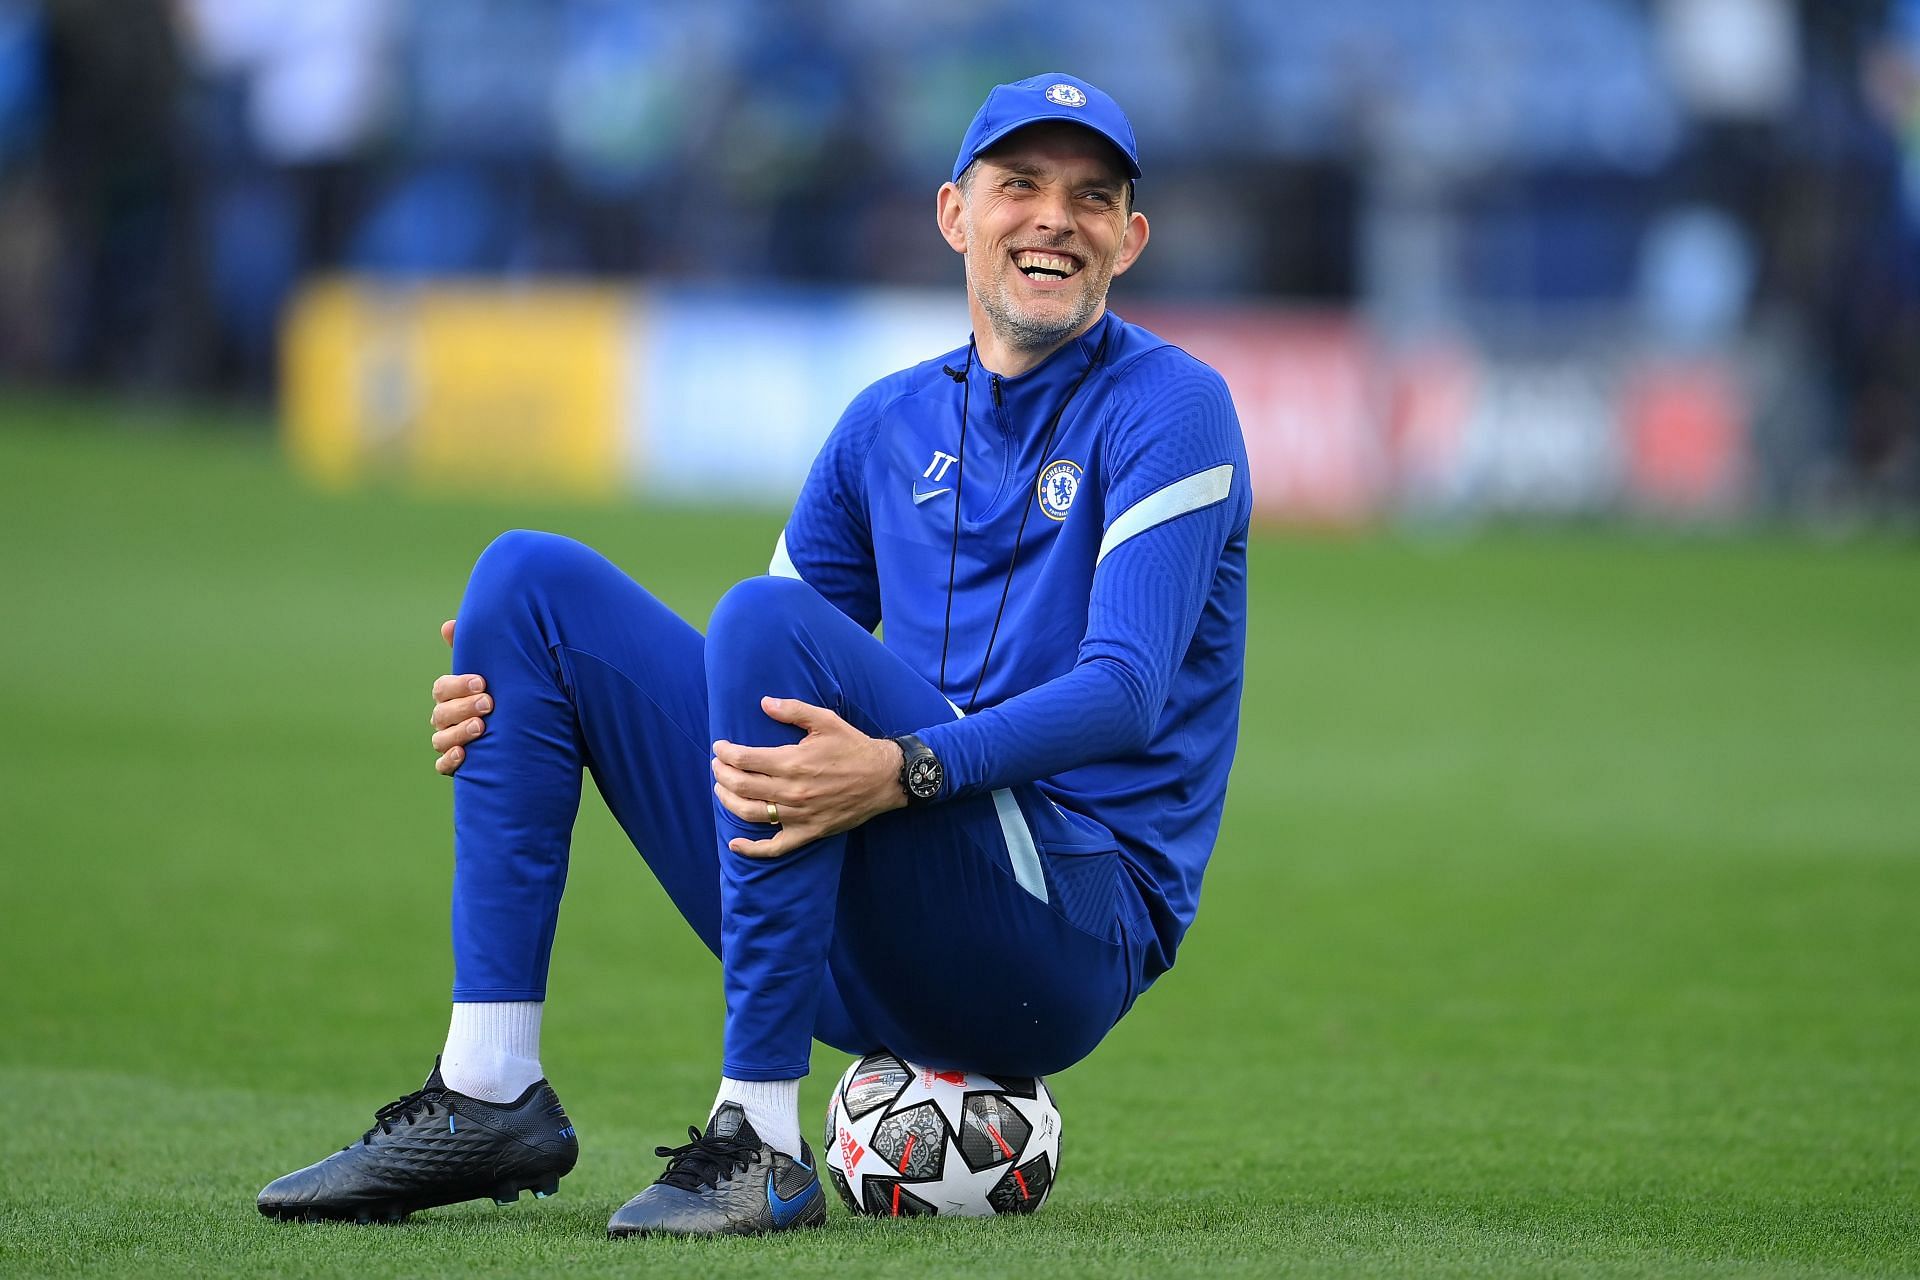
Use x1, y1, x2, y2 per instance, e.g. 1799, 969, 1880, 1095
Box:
1013, 249, 1083, 283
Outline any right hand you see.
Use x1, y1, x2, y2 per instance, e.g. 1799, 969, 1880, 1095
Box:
431, 618, 492, 776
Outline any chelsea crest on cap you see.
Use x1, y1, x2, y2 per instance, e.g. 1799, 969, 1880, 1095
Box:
952, 73, 1143, 184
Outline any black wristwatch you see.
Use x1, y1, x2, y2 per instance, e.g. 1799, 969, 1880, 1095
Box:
892, 733, 943, 805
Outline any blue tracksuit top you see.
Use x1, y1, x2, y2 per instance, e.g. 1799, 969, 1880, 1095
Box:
774, 310, 1251, 982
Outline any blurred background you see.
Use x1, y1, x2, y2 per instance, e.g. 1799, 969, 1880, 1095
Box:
5, 7, 1918, 1270
1, 0, 1917, 522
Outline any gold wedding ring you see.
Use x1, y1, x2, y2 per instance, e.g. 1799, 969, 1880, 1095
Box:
767, 802, 781, 826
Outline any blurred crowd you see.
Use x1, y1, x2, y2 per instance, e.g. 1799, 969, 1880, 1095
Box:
0, 0, 1915, 504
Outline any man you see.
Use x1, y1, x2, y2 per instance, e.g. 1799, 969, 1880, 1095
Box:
258, 72, 1250, 1238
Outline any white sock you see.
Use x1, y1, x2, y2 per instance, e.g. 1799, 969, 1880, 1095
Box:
439, 1002, 544, 1103
711, 1076, 802, 1157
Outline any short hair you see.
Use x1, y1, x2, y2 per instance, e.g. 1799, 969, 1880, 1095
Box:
955, 157, 1136, 214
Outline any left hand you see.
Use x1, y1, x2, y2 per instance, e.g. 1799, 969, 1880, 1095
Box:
712, 697, 906, 858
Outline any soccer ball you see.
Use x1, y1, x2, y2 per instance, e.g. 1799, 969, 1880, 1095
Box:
822, 1052, 1061, 1218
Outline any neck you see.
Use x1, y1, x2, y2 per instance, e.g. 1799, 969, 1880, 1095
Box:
969, 303, 1106, 378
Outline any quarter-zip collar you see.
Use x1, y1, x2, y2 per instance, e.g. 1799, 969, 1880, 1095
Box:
964, 311, 1117, 441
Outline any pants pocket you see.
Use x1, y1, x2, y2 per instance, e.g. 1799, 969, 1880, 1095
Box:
1043, 847, 1125, 943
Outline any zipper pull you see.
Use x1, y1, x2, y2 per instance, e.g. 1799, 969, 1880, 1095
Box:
991, 375, 1003, 408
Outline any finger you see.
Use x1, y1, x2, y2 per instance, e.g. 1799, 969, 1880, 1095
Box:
760, 696, 833, 730
434, 673, 486, 702
442, 619, 456, 647
431, 718, 485, 753
711, 756, 801, 802
431, 692, 493, 730
711, 738, 800, 776
710, 757, 761, 797
435, 745, 464, 776
712, 781, 785, 826
728, 830, 794, 859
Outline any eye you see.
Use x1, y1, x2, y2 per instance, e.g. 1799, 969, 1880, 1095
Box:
1006, 178, 1035, 191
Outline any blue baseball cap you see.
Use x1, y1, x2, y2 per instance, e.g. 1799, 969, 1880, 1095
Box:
951, 73, 1142, 184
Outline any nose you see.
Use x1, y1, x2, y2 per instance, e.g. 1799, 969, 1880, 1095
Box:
1031, 186, 1075, 236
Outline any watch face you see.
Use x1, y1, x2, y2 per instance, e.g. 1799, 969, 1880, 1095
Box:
906, 756, 942, 799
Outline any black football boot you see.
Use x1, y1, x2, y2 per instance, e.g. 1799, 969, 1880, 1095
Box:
606, 1103, 827, 1238
257, 1060, 579, 1223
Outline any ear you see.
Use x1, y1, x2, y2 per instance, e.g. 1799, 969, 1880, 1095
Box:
1111, 211, 1150, 278
936, 182, 969, 255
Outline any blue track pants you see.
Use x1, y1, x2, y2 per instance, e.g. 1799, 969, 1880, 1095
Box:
447, 531, 1147, 1080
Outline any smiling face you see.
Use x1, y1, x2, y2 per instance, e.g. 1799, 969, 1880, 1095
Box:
937, 122, 1149, 375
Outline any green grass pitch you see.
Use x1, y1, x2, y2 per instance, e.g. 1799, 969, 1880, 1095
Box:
1, 403, 1916, 1277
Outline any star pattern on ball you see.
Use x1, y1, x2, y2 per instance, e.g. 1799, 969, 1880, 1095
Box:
824, 1057, 1060, 1217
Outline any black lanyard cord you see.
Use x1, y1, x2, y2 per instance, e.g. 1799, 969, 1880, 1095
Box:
947, 325, 1110, 715
936, 341, 975, 695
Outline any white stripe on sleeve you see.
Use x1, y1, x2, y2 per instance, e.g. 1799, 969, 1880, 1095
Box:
991, 788, 1049, 903
769, 530, 801, 579
1095, 463, 1234, 566
933, 697, 1045, 902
